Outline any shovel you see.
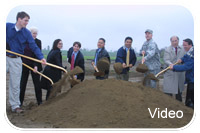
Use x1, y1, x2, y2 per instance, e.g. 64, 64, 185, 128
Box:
22, 63, 58, 99
147, 62, 179, 81
136, 53, 148, 73
22, 63, 54, 85
92, 64, 105, 77
6, 50, 83, 98
113, 62, 132, 75
93, 57, 110, 77
22, 63, 72, 100
113, 62, 123, 74
97, 57, 110, 72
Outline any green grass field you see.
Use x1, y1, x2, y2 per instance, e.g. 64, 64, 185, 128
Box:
44, 55, 164, 64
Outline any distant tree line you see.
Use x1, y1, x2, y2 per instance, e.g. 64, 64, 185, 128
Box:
42, 46, 166, 59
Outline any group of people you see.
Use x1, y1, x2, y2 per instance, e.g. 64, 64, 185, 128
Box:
6, 11, 194, 113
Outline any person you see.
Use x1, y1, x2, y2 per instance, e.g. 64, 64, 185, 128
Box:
6, 11, 46, 113
169, 38, 194, 109
41, 39, 63, 100
20, 27, 43, 106
115, 37, 137, 81
163, 36, 185, 102
91, 38, 110, 80
140, 29, 161, 89
67, 41, 85, 82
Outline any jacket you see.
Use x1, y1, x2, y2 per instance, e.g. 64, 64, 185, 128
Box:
115, 46, 137, 74
140, 39, 161, 70
92, 47, 110, 76
22, 38, 43, 71
173, 47, 194, 84
163, 45, 185, 94
41, 49, 62, 90
67, 47, 85, 81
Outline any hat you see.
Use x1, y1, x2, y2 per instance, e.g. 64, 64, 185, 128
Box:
145, 29, 153, 34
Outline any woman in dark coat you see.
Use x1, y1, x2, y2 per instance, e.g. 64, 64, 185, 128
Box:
67, 41, 85, 81
41, 39, 63, 100
20, 27, 43, 106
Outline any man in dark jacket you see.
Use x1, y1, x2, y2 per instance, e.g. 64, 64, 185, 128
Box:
115, 37, 137, 81
67, 42, 85, 81
170, 38, 194, 109
92, 38, 110, 80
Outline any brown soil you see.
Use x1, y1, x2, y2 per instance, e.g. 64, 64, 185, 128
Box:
25, 78, 193, 128
6, 60, 190, 128
136, 64, 148, 73
113, 62, 123, 74
97, 57, 110, 72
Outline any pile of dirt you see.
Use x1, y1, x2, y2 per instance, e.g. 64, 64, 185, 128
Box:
25, 79, 193, 128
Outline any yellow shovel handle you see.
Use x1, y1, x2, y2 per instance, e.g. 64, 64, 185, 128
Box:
92, 63, 99, 72
142, 53, 145, 64
155, 61, 179, 77
6, 50, 68, 73
22, 63, 54, 85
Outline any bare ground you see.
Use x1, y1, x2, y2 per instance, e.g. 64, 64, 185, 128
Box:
6, 60, 187, 128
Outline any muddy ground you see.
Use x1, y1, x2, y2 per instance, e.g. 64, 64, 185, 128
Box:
6, 60, 187, 128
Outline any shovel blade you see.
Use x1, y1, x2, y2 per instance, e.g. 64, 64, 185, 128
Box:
69, 66, 84, 76
69, 79, 81, 87
93, 71, 105, 77
48, 74, 69, 99
147, 73, 159, 81
113, 62, 123, 74
136, 64, 148, 73
97, 57, 110, 72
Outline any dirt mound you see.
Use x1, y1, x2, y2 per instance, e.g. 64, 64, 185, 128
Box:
25, 79, 193, 128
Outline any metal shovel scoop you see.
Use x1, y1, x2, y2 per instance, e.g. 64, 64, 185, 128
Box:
113, 62, 123, 74
48, 66, 83, 99
136, 53, 148, 73
92, 64, 105, 77
93, 57, 110, 77
97, 57, 110, 72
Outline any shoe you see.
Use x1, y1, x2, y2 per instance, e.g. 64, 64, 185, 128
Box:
186, 102, 194, 109
38, 102, 42, 105
12, 108, 24, 113
185, 99, 194, 109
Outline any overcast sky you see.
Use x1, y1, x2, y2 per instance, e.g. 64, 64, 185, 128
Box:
6, 5, 194, 52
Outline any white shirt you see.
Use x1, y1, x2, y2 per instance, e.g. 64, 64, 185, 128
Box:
15, 25, 20, 32
172, 46, 178, 52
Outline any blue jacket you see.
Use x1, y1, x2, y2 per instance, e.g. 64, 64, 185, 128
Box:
173, 47, 194, 84
6, 23, 43, 60
115, 46, 137, 74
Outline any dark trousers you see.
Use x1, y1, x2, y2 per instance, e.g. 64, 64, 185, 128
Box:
96, 74, 109, 80
20, 65, 42, 105
46, 89, 51, 101
185, 83, 194, 108
165, 88, 182, 102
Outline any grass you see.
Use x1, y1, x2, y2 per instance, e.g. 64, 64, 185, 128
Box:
44, 55, 164, 64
